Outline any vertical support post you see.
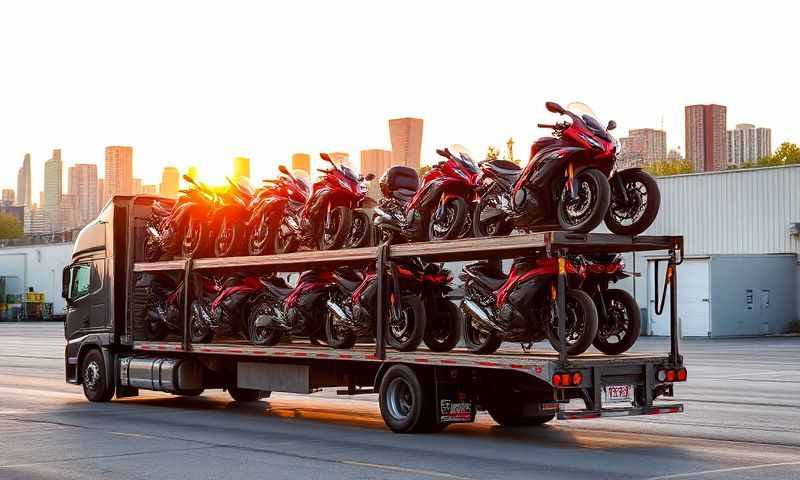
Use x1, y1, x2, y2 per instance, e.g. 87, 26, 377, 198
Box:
557, 253, 568, 367
668, 253, 681, 365
182, 258, 194, 352
375, 244, 387, 360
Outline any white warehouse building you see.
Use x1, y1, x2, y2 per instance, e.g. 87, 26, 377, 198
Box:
619, 164, 800, 337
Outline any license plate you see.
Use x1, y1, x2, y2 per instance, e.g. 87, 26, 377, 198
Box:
603, 384, 633, 403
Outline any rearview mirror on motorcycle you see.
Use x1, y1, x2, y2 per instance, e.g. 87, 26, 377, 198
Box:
545, 101, 565, 114
182, 174, 197, 185
607, 120, 617, 131
364, 173, 376, 181
278, 165, 295, 179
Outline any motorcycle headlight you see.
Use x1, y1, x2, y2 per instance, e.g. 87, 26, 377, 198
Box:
581, 133, 603, 151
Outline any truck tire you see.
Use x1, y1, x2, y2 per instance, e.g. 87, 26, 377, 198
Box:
81, 349, 114, 402
487, 395, 554, 427
379, 365, 438, 433
228, 387, 270, 402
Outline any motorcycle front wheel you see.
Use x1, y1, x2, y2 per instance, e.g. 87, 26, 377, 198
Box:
473, 194, 514, 238
324, 309, 357, 349
247, 296, 283, 346
386, 294, 426, 351
181, 217, 208, 259
247, 212, 275, 256
345, 209, 373, 248
556, 169, 610, 233
214, 216, 240, 258
273, 222, 299, 254
604, 170, 661, 236
546, 289, 599, 356
593, 288, 641, 355
428, 196, 468, 241
189, 301, 214, 344
318, 206, 353, 250
423, 298, 461, 352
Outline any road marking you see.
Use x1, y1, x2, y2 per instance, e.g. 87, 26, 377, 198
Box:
343, 460, 475, 479
646, 461, 800, 479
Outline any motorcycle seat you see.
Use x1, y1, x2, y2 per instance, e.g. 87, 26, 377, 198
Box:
485, 160, 521, 182
464, 261, 507, 291
333, 267, 364, 293
262, 278, 293, 297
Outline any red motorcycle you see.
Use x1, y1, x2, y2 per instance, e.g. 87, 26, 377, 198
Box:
474, 101, 660, 236
140, 273, 183, 340
577, 254, 641, 355
212, 176, 257, 258
459, 256, 598, 356
247, 166, 310, 256
179, 175, 220, 258
373, 145, 480, 243
274, 153, 374, 253
249, 269, 333, 346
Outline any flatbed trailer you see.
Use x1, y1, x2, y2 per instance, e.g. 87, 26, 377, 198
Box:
64, 196, 686, 433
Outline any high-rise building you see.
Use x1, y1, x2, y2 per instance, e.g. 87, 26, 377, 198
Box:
133, 178, 143, 194
2, 189, 15, 205
618, 128, 667, 167
60, 193, 79, 229
685, 104, 727, 172
233, 157, 250, 181
97, 178, 105, 209
292, 153, 311, 175
43, 149, 63, 208
68, 164, 99, 226
389, 117, 423, 170
16, 153, 32, 207
726, 123, 772, 166
24, 206, 48, 235
104, 146, 133, 201
360, 149, 393, 198
160, 167, 180, 196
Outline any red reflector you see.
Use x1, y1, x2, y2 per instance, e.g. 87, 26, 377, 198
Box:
572, 372, 583, 385
677, 368, 687, 381
561, 373, 571, 386
666, 370, 676, 382
552, 374, 562, 386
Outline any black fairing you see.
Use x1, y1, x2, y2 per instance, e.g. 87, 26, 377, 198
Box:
333, 267, 364, 293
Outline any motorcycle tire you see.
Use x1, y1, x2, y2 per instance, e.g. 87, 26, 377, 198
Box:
189, 301, 214, 344
181, 217, 208, 259
324, 308, 357, 349
386, 294, 426, 352
248, 212, 276, 256
556, 169, 610, 233
428, 196, 468, 241
273, 224, 299, 254
145, 305, 169, 341
144, 235, 163, 262
214, 216, 241, 258
318, 206, 353, 251
593, 288, 641, 355
462, 307, 502, 354
247, 296, 283, 346
604, 170, 661, 236
546, 289, 599, 356
423, 298, 461, 352
473, 195, 514, 238
346, 209, 373, 248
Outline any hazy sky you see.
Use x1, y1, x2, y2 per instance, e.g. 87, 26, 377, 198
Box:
1, 1, 797, 193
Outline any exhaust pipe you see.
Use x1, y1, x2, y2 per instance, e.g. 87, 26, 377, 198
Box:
461, 299, 504, 332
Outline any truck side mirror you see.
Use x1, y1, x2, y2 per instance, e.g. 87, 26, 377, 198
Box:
62, 267, 71, 300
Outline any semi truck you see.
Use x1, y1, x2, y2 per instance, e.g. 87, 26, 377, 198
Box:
63, 195, 686, 433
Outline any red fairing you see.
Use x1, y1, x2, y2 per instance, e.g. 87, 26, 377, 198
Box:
211, 284, 260, 312
407, 154, 479, 211
495, 258, 581, 306
285, 270, 335, 308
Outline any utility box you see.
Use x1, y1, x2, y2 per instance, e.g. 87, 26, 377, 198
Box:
645, 254, 797, 337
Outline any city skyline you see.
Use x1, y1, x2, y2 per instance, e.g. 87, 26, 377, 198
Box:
2, 2, 797, 193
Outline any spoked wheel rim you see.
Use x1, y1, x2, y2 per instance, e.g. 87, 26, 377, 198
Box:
83, 361, 101, 392
466, 321, 490, 345
322, 209, 344, 247
385, 377, 414, 421
249, 219, 269, 254
389, 304, 415, 343
216, 219, 235, 256
183, 218, 202, 253
560, 179, 596, 227
249, 301, 278, 344
190, 303, 211, 342
431, 202, 458, 239
348, 214, 369, 247
549, 301, 587, 346
598, 298, 630, 345
326, 311, 353, 344
609, 181, 647, 227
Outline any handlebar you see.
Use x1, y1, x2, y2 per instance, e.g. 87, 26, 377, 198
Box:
537, 123, 557, 129
317, 168, 331, 174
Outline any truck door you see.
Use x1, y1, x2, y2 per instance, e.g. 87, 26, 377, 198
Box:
64, 261, 106, 338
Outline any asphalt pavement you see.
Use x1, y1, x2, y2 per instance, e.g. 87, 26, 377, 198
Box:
1, 323, 799, 480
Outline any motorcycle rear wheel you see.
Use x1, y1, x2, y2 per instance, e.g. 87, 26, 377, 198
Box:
247, 296, 284, 346
556, 169, 610, 233
462, 310, 502, 354
423, 298, 460, 352
473, 195, 514, 237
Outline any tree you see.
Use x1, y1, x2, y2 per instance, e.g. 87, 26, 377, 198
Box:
418, 165, 432, 177
0, 213, 23, 239
643, 159, 693, 177
771, 142, 800, 165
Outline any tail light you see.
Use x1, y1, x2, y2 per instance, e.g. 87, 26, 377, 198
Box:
552, 371, 585, 388
657, 367, 687, 383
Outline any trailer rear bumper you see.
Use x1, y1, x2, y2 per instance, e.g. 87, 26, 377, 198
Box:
558, 403, 684, 420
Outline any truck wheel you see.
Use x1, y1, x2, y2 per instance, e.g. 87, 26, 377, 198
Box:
379, 365, 437, 433
487, 396, 554, 427
228, 387, 270, 402
81, 349, 114, 402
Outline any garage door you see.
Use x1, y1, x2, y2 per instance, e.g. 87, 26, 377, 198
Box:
648, 257, 710, 337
